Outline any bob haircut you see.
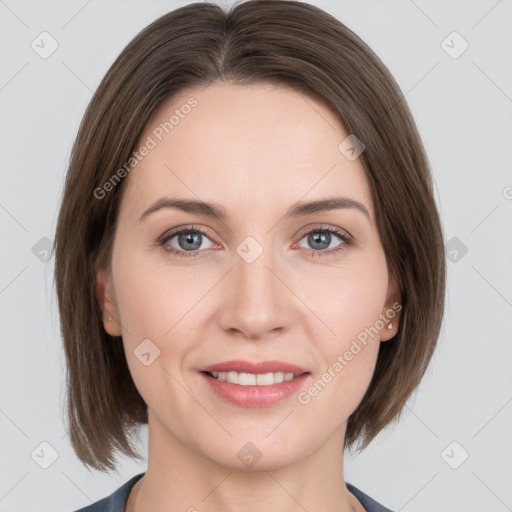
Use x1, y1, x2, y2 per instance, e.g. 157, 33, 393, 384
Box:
53, 0, 446, 472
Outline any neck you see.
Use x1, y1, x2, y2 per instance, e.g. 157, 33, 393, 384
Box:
127, 412, 363, 512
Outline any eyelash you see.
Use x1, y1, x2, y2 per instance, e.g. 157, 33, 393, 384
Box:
157, 224, 353, 259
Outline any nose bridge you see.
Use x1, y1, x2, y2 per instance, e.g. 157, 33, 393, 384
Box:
219, 233, 290, 338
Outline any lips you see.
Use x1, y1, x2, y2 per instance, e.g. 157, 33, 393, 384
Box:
200, 372, 310, 407
199, 360, 311, 407
200, 360, 309, 375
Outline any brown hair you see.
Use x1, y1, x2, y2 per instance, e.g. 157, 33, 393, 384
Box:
53, 0, 446, 472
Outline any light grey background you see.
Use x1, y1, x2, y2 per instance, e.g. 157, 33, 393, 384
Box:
1, 0, 511, 511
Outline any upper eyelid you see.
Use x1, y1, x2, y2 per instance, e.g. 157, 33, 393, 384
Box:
297, 224, 351, 238
160, 225, 216, 243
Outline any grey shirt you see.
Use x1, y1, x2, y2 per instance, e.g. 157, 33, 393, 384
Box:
74, 472, 394, 512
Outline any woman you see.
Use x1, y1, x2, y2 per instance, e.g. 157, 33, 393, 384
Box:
54, 1, 446, 511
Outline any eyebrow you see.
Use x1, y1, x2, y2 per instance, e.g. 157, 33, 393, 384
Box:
138, 196, 371, 222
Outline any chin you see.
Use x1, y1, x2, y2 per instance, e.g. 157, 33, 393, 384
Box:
194, 429, 318, 472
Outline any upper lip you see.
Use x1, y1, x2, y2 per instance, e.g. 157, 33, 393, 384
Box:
201, 360, 309, 375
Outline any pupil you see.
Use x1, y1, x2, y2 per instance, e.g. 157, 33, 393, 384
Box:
179, 231, 201, 251
309, 232, 330, 250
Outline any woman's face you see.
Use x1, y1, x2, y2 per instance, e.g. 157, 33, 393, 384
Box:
97, 81, 400, 470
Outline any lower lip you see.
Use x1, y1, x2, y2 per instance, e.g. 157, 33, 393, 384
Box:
200, 372, 311, 407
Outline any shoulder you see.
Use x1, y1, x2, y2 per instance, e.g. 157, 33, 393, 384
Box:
73, 473, 145, 512
346, 482, 395, 512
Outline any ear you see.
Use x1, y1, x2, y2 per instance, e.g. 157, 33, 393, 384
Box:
96, 268, 122, 336
379, 274, 402, 342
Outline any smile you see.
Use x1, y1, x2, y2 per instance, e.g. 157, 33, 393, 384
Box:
205, 371, 301, 386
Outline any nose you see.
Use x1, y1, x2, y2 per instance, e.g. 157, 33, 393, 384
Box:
217, 245, 295, 340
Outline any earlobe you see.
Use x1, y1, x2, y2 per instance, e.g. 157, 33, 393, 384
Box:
95, 269, 122, 337
380, 275, 402, 342
380, 319, 398, 342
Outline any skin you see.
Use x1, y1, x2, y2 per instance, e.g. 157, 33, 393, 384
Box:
96, 81, 401, 512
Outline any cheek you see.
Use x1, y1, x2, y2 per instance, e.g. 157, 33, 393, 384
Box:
111, 244, 214, 391
110, 251, 198, 416
298, 252, 389, 348
295, 256, 387, 408
112, 242, 196, 339
295, 284, 384, 428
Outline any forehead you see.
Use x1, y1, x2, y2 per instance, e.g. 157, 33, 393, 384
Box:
120, 82, 374, 224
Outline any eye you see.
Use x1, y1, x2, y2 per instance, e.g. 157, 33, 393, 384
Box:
295, 225, 353, 257
158, 226, 216, 258
157, 224, 353, 259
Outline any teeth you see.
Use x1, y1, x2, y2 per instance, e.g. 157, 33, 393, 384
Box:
209, 371, 299, 385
